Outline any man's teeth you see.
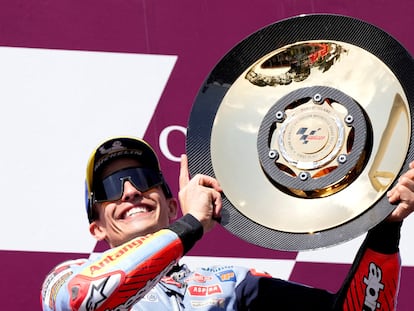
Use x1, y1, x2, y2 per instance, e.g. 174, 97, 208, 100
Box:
126, 207, 149, 217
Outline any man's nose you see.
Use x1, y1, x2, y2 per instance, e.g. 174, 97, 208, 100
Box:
121, 180, 142, 201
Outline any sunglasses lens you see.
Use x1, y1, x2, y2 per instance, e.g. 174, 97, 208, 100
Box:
93, 167, 163, 202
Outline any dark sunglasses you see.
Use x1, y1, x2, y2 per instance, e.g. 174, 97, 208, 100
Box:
92, 167, 164, 203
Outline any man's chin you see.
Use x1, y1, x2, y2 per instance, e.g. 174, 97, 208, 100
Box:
124, 222, 160, 238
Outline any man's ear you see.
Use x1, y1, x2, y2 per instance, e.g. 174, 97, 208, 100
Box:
167, 197, 179, 221
89, 221, 107, 241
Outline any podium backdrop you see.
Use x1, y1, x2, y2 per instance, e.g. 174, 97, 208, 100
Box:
0, 1, 413, 309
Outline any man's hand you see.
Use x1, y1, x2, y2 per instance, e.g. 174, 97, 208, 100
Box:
178, 154, 223, 233
387, 161, 414, 222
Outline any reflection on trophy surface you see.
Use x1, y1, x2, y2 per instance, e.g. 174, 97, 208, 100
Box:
246, 42, 347, 87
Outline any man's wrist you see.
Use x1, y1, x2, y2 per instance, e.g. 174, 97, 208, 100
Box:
168, 214, 204, 254
366, 220, 403, 254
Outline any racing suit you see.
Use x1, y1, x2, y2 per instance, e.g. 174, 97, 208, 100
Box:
41, 214, 402, 310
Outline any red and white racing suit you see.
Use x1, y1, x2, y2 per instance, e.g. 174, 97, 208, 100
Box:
41, 214, 402, 310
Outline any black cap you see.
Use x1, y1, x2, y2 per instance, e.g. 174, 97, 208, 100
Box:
85, 136, 170, 222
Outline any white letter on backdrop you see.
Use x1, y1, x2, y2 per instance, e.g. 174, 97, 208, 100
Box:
159, 125, 187, 162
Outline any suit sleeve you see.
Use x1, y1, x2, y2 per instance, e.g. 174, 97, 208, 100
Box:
334, 221, 402, 311
234, 221, 403, 311
40, 214, 203, 311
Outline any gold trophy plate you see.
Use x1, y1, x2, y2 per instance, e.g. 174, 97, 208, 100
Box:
186, 14, 414, 250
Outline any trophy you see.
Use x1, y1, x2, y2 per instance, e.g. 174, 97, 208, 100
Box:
186, 14, 414, 250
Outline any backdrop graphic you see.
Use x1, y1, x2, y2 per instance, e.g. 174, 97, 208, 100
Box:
0, 1, 413, 309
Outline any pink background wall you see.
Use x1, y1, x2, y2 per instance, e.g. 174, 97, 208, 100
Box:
1, 1, 413, 309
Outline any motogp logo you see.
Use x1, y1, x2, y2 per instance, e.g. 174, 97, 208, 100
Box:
296, 127, 325, 144
363, 262, 384, 311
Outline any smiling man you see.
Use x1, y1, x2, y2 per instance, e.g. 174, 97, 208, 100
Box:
41, 136, 414, 311
88, 144, 179, 246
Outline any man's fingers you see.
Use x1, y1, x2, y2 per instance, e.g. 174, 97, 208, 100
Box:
197, 175, 223, 192
388, 202, 412, 222
387, 166, 414, 203
179, 153, 223, 192
387, 187, 401, 204
386, 162, 414, 221
179, 153, 223, 228
212, 191, 223, 221
179, 154, 190, 189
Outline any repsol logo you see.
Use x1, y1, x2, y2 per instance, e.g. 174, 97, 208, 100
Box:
363, 262, 384, 311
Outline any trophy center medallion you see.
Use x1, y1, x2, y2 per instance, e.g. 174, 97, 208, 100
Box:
280, 103, 341, 170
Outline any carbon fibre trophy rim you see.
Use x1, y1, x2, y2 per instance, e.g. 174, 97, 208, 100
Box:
186, 14, 414, 251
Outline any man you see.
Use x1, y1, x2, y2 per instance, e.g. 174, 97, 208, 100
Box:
41, 136, 414, 310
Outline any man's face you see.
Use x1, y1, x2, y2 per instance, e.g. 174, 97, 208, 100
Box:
89, 158, 177, 247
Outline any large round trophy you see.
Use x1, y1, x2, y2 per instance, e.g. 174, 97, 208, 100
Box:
186, 14, 414, 251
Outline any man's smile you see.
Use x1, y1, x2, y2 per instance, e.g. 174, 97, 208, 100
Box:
121, 205, 155, 220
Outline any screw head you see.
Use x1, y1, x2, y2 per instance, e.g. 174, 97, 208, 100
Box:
338, 154, 347, 164
345, 115, 354, 124
268, 150, 279, 160
299, 172, 309, 181
313, 93, 323, 104
275, 111, 285, 121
